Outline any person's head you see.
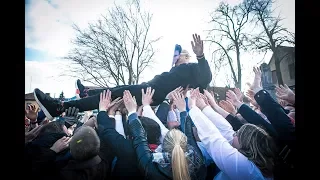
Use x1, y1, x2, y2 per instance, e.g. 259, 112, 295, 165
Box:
38, 120, 68, 137
70, 126, 100, 161
233, 124, 276, 177
139, 117, 161, 145
175, 50, 191, 66
162, 129, 190, 180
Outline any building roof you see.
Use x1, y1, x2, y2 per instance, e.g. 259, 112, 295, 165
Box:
268, 45, 295, 65
25, 92, 50, 100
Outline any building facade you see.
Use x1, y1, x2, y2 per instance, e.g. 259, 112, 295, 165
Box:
268, 46, 295, 89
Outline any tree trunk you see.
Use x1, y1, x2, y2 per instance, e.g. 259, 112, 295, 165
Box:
236, 47, 242, 89
274, 52, 284, 85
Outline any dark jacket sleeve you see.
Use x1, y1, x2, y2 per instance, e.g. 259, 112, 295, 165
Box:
97, 112, 135, 160
225, 114, 244, 131
254, 90, 295, 143
238, 104, 278, 138
194, 56, 212, 90
128, 113, 165, 179
180, 112, 206, 180
155, 102, 170, 125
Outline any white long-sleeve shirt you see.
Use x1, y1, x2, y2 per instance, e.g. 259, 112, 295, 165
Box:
143, 105, 169, 143
189, 106, 270, 180
202, 106, 235, 144
167, 110, 178, 122
115, 114, 126, 138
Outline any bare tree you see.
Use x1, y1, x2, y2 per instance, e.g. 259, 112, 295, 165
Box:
63, 0, 161, 87
247, 0, 294, 85
205, 2, 252, 89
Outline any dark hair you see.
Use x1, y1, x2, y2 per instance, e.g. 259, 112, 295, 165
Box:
139, 116, 161, 145
69, 126, 100, 161
243, 96, 250, 103
38, 121, 65, 136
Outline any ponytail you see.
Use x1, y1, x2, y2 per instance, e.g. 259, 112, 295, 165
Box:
171, 144, 191, 180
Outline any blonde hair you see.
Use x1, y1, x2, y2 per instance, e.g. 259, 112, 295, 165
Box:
237, 124, 277, 177
162, 129, 191, 180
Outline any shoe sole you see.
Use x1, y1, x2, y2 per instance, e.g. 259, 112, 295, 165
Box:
34, 90, 54, 120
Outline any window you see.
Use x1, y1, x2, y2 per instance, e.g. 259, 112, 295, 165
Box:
272, 70, 277, 84
288, 63, 295, 79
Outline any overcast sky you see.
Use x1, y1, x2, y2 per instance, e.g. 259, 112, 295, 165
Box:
25, 0, 294, 98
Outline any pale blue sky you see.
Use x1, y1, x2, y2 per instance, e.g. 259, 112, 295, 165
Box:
25, 0, 294, 98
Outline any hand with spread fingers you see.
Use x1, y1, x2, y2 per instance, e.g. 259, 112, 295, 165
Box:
142, 87, 155, 106
249, 67, 263, 94
275, 84, 295, 105
234, 88, 244, 102
50, 136, 72, 153
166, 86, 183, 101
245, 90, 259, 108
226, 90, 243, 109
191, 34, 204, 57
171, 91, 186, 112
219, 100, 237, 115
63, 107, 80, 127
123, 90, 137, 113
99, 90, 113, 112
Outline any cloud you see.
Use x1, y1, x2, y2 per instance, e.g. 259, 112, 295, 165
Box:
25, 0, 294, 95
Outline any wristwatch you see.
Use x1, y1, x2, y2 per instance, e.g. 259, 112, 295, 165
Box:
163, 98, 170, 104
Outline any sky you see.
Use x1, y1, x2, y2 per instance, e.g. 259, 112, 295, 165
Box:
25, 0, 294, 98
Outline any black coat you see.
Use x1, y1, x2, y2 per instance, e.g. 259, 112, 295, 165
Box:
128, 112, 206, 180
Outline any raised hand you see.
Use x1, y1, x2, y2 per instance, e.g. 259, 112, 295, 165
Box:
191, 34, 204, 57
99, 90, 112, 111
226, 90, 243, 108
50, 136, 72, 153
203, 89, 216, 106
166, 86, 183, 101
188, 88, 199, 109
275, 84, 295, 105
246, 89, 259, 108
171, 91, 186, 112
142, 87, 155, 106
25, 104, 39, 122
250, 67, 263, 94
108, 98, 123, 116
63, 107, 80, 126
196, 93, 209, 110
123, 90, 137, 113
219, 100, 237, 115
234, 88, 244, 102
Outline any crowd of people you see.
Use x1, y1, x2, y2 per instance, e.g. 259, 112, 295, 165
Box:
25, 34, 295, 180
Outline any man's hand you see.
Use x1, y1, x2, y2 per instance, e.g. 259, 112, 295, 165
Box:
234, 88, 244, 102
203, 89, 216, 106
166, 86, 183, 101
50, 136, 72, 153
188, 88, 199, 109
99, 90, 112, 112
226, 90, 243, 109
246, 90, 259, 108
172, 91, 186, 112
191, 34, 204, 57
219, 100, 237, 115
275, 84, 295, 105
25, 104, 39, 122
196, 93, 208, 110
108, 98, 123, 116
142, 87, 155, 106
123, 90, 137, 113
249, 67, 263, 94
